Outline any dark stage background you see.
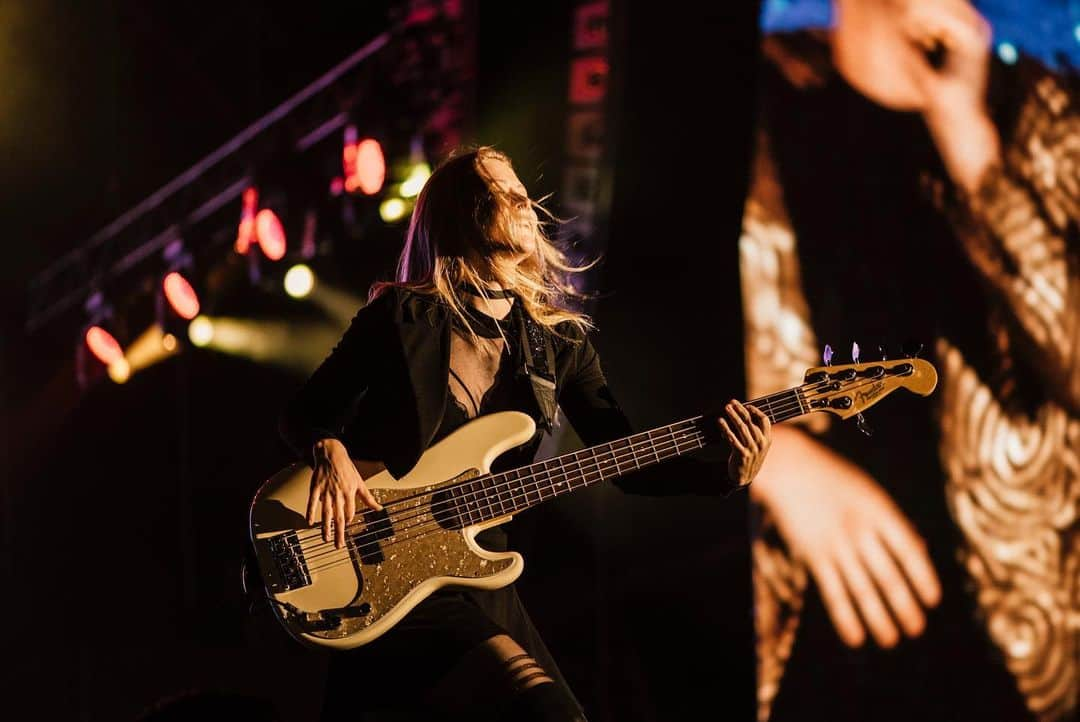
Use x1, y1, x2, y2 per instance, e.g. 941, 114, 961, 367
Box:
2, 2, 759, 720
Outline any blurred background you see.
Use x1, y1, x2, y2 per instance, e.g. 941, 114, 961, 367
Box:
2, 1, 1077, 720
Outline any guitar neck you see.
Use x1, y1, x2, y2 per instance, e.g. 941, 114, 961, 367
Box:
448, 386, 808, 527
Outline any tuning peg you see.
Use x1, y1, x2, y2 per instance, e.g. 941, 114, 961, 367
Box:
856, 412, 873, 437
823, 344, 834, 366
902, 341, 924, 359
878, 345, 888, 361
852, 342, 861, 364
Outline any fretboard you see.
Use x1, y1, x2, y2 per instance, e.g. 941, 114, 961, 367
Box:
447, 386, 807, 527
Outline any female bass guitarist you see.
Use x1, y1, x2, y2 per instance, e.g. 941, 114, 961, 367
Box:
278, 146, 772, 722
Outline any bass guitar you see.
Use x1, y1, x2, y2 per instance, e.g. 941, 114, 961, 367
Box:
249, 357, 937, 649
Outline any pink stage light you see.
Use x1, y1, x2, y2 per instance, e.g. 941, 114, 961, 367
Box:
255, 209, 287, 260
162, 271, 200, 320
85, 326, 124, 366
343, 138, 385, 195
235, 187, 259, 254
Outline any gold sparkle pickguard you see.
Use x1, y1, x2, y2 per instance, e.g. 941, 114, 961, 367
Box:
250, 411, 534, 650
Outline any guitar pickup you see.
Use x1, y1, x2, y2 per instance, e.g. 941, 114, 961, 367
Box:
351, 508, 394, 565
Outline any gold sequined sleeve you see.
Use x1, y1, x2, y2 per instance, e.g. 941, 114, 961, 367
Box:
945, 73, 1080, 412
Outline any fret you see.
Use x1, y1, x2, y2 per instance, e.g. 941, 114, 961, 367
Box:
558, 457, 573, 494
527, 465, 542, 507
488, 472, 505, 517
464, 482, 478, 526
507, 468, 523, 511
547, 458, 566, 496
568, 450, 584, 491
460, 416, 719, 525
773, 390, 790, 418
450, 483, 469, 527
491, 474, 508, 517
601, 442, 615, 481
503, 468, 517, 513
609, 438, 625, 476
468, 480, 483, 523
535, 459, 549, 501
437, 372, 854, 527
541, 460, 557, 501
528, 462, 544, 503
772, 390, 795, 423
556, 454, 573, 493
500, 473, 516, 514
575, 449, 595, 489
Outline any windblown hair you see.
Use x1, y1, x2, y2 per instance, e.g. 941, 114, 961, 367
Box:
370, 146, 594, 343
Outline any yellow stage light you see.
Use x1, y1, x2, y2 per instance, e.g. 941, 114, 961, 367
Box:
284, 264, 316, 299
380, 198, 408, 223
108, 358, 131, 384
400, 162, 432, 198
189, 316, 215, 347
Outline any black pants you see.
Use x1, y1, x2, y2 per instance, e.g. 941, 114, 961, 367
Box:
320, 584, 585, 721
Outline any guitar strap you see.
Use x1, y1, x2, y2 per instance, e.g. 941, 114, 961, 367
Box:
512, 300, 558, 433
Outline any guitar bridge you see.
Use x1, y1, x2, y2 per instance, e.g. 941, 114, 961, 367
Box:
266, 531, 311, 592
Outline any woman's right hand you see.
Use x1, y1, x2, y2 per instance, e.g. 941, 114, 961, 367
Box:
307, 438, 383, 549
752, 425, 942, 648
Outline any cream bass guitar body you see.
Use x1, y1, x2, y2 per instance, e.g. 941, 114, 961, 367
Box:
249, 357, 937, 649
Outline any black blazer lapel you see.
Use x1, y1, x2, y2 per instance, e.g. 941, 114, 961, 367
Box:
391, 294, 451, 476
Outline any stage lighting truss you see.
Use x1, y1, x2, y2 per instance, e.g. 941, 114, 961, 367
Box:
28, 1, 473, 385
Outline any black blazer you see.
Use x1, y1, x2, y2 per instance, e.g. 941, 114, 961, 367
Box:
279, 287, 733, 496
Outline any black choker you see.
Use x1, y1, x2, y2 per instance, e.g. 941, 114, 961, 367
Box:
459, 284, 515, 299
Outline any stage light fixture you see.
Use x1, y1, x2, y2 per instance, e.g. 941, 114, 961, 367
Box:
380, 197, 409, 223
342, 126, 386, 195
82, 292, 124, 366
284, 264, 315, 299
85, 325, 124, 366
255, 209, 287, 260
157, 239, 206, 347
107, 358, 132, 384
188, 315, 215, 347
235, 186, 259, 255
400, 162, 432, 198
235, 186, 287, 261
400, 136, 431, 198
77, 291, 128, 389
162, 271, 200, 319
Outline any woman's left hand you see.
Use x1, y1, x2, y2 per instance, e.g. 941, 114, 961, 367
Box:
719, 399, 773, 488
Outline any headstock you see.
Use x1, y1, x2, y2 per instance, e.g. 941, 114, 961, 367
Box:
800, 358, 938, 420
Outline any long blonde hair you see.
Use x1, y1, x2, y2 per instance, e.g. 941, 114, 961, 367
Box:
371, 146, 594, 343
